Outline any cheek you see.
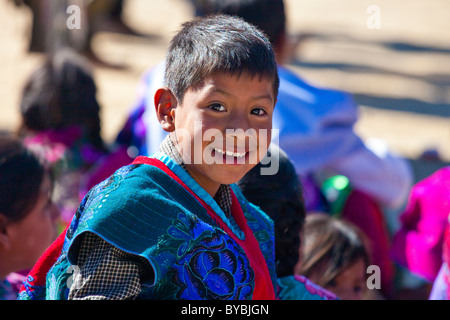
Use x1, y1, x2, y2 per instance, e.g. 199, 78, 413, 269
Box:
17, 209, 56, 260
255, 129, 272, 161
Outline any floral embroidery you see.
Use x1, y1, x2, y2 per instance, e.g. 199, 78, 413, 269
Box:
147, 212, 255, 300
172, 231, 254, 300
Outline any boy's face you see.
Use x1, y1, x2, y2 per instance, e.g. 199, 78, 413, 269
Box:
157, 72, 275, 197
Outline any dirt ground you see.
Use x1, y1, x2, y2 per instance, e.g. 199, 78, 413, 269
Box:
0, 0, 449, 183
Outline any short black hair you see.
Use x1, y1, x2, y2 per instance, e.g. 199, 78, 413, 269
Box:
165, 14, 279, 102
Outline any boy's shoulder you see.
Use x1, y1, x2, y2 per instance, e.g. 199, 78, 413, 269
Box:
67, 160, 209, 257
81, 160, 201, 212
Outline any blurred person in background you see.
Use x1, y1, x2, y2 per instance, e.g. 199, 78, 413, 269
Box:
18, 48, 109, 226
295, 214, 371, 300
0, 133, 59, 300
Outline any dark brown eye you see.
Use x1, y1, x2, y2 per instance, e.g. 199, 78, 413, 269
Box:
209, 103, 226, 112
251, 108, 266, 116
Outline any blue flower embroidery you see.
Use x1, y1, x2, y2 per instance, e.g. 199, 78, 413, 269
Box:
172, 232, 254, 300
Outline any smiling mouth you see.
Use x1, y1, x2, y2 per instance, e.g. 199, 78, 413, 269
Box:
213, 148, 247, 158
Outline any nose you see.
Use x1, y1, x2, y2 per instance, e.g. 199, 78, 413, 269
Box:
229, 110, 251, 132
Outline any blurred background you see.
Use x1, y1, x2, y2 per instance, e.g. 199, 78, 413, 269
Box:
0, 0, 449, 183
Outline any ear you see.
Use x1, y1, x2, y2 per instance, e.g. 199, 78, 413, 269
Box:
0, 214, 11, 250
154, 87, 177, 133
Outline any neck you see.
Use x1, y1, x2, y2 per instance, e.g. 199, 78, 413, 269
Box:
184, 165, 221, 198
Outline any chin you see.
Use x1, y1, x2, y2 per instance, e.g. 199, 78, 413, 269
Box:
214, 170, 248, 186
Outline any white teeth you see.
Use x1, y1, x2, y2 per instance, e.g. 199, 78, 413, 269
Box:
214, 148, 246, 158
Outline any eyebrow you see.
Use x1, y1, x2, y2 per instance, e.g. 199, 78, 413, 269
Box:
208, 87, 274, 103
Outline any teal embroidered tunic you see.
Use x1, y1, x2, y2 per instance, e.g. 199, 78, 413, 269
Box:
25, 153, 276, 300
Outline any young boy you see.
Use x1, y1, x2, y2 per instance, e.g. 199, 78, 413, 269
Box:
19, 15, 279, 300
